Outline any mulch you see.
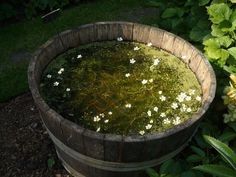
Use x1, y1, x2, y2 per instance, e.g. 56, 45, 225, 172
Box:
0, 92, 70, 177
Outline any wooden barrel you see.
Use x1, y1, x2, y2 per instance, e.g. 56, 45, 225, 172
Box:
28, 22, 216, 177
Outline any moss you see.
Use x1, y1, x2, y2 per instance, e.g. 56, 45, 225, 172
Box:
40, 41, 202, 135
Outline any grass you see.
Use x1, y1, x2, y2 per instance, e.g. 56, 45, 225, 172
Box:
0, 0, 159, 102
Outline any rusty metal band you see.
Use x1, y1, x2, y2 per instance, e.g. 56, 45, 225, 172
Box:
46, 127, 194, 172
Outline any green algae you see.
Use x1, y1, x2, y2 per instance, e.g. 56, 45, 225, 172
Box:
40, 41, 202, 135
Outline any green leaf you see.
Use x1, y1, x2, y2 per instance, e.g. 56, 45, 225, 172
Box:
199, 0, 210, 6
189, 26, 209, 42
203, 135, 236, 170
219, 131, 236, 143
161, 8, 184, 19
204, 38, 229, 63
228, 122, 236, 132
219, 20, 234, 32
230, 10, 236, 26
228, 47, 236, 59
211, 24, 225, 37
146, 168, 159, 177
186, 154, 203, 163
230, 0, 236, 3
160, 159, 175, 174
47, 157, 55, 168
190, 146, 206, 157
207, 3, 232, 24
194, 164, 236, 177
216, 36, 233, 48
181, 170, 196, 177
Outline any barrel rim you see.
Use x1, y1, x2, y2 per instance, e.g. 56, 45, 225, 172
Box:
28, 21, 216, 142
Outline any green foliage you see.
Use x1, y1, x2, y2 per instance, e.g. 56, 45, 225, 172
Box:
193, 135, 236, 177
194, 164, 236, 177
147, 0, 211, 43
203, 135, 236, 170
203, 2, 236, 72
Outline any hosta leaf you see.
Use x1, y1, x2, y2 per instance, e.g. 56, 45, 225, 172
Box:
161, 8, 184, 18
199, 0, 211, 6
203, 135, 236, 170
207, 3, 232, 24
228, 47, 236, 59
194, 164, 236, 177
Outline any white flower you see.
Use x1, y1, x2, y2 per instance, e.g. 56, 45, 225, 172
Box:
66, 88, 71, 92
145, 124, 152, 130
196, 96, 202, 101
163, 118, 171, 124
180, 104, 187, 112
177, 92, 187, 102
182, 55, 187, 59
150, 119, 154, 124
158, 91, 162, 95
134, 46, 140, 51
96, 127, 101, 132
93, 116, 101, 122
147, 110, 152, 117
153, 107, 158, 112
108, 111, 113, 115
185, 96, 191, 101
53, 81, 59, 86
147, 42, 152, 47
160, 112, 166, 117
125, 103, 132, 108
104, 119, 109, 123
189, 89, 195, 95
160, 95, 166, 101
173, 117, 181, 125
171, 102, 178, 109
117, 37, 123, 42
46, 74, 52, 78
142, 79, 148, 85
125, 73, 131, 77
99, 113, 105, 118
58, 68, 64, 75
187, 108, 192, 113
139, 130, 145, 135
149, 78, 153, 83
153, 59, 160, 66
130, 58, 136, 64
77, 54, 82, 59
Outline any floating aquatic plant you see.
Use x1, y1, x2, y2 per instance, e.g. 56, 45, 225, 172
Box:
40, 41, 202, 135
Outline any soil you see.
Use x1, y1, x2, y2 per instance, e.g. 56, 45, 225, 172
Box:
0, 92, 70, 177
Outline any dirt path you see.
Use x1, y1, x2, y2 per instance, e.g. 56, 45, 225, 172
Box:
0, 92, 69, 177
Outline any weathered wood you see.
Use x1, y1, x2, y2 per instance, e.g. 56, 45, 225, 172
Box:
83, 129, 105, 160
133, 24, 151, 43
28, 21, 216, 177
